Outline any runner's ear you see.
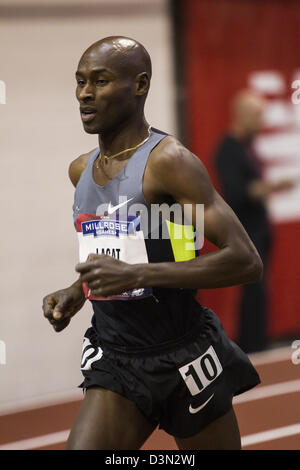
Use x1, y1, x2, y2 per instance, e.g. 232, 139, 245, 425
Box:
135, 72, 149, 96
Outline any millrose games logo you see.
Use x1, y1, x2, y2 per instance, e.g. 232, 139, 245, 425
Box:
82, 217, 138, 238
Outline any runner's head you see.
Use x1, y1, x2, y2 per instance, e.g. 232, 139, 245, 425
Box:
230, 89, 265, 139
76, 36, 152, 134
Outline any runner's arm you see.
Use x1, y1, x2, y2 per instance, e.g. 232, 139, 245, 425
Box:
136, 140, 263, 289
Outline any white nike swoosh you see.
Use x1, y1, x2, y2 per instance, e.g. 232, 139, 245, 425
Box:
189, 393, 214, 414
107, 197, 134, 214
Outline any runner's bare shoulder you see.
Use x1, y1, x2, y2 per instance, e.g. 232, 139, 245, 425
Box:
69, 148, 97, 187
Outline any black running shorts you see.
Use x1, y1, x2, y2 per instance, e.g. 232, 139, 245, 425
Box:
79, 306, 260, 438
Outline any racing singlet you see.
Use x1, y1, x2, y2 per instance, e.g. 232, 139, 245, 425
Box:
73, 127, 204, 349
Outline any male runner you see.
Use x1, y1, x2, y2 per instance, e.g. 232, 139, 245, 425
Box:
43, 37, 262, 450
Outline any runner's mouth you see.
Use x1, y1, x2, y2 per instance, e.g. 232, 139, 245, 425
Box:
81, 110, 97, 123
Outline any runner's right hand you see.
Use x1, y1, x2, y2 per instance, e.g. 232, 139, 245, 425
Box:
42, 282, 86, 332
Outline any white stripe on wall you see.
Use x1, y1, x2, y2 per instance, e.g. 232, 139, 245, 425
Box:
242, 423, 300, 447
233, 379, 300, 404
249, 346, 293, 366
1, 423, 300, 450
0, 430, 70, 450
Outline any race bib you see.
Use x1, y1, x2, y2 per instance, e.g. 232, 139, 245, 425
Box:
76, 213, 152, 301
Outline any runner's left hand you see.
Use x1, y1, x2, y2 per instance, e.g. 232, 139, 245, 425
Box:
75, 253, 141, 297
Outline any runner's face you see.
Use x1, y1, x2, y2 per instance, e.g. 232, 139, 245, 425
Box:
76, 50, 136, 133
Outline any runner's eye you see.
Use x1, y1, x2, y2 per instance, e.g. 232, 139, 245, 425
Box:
96, 80, 109, 86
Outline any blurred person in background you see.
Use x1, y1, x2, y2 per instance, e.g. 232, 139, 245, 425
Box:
214, 90, 293, 354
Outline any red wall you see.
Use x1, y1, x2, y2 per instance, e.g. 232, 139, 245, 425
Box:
182, 0, 300, 340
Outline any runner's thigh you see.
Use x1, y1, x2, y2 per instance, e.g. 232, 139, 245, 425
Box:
175, 407, 241, 450
66, 386, 156, 450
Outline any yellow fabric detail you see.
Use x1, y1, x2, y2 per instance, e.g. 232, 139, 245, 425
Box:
166, 220, 196, 262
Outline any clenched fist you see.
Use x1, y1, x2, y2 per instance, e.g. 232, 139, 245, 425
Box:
43, 279, 86, 332
75, 253, 142, 298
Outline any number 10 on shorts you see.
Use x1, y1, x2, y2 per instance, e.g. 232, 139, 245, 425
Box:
179, 345, 223, 396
